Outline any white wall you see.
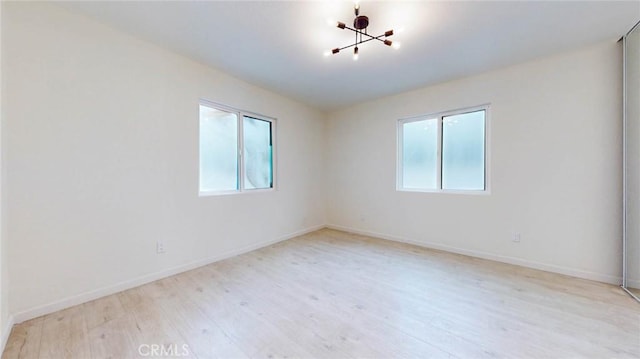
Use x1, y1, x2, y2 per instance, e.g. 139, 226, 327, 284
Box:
625, 24, 640, 290
0, 0, 10, 350
327, 41, 623, 284
3, 2, 326, 319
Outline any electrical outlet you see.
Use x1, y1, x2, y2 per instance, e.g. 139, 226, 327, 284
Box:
512, 233, 521, 243
157, 241, 165, 254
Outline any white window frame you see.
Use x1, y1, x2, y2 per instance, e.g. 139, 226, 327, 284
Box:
397, 104, 490, 195
199, 99, 277, 196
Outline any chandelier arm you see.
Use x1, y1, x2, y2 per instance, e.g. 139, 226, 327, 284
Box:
372, 34, 390, 43
341, 25, 391, 42
336, 36, 380, 52
336, 43, 358, 52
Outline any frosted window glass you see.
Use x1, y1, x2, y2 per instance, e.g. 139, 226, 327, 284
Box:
243, 116, 272, 189
199, 105, 238, 192
402, 119, 437, 189
442, 110, 485, 190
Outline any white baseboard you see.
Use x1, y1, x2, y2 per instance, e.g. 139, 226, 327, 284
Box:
11, 224, 324, 325
326, 224, 622, 285
0, 315, 15, 355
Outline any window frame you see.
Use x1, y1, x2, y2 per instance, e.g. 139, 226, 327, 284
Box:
198, 99, 277, 197
397, 104, 490, 195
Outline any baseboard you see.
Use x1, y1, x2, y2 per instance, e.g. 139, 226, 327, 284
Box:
326, 224, 622, 285
0, 315, 15, 355
11, 224, 324, 324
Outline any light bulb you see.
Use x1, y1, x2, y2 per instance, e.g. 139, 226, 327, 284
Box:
392, 42, 401, 49
353, 47, 359, 61
323, 50, 331, 57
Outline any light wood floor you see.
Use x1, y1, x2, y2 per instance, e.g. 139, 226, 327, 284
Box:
3, 229, 639, 358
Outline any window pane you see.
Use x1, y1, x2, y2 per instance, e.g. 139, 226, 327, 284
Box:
442, 110, 485, 190
402, 119, 438, 189
243, 116, 272, 189
199, 105, 238, 192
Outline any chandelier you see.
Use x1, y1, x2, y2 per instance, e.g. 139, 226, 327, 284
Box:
328, 3, 397, 60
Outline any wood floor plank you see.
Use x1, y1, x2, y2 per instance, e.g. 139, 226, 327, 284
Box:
1, 318, 43, 359
127, 299, 196, 359
179, 265, 317, 359
145, 275, 250, 359
117, 284, 152, 312
204, 265, 389, 359
87, 314, 141, 359
38, 306, 90, 359
83, 293, 126, 330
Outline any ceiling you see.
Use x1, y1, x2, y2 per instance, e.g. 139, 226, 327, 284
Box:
57, 1, 640, 111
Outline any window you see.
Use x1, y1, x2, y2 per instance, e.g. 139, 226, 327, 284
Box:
199, 101, 275, 195
398, 106, 488, 192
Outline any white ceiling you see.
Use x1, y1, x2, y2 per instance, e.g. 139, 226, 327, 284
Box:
57, 1, 640, 111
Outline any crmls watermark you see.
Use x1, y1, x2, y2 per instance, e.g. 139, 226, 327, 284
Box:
138, 343, 190, 357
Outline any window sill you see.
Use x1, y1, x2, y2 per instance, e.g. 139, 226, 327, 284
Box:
396, 188, 491, 196
199, 188, 276, 197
